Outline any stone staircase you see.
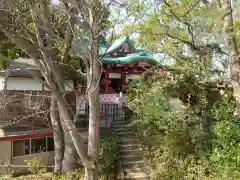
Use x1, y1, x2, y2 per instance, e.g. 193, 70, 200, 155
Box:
112, 119, 150, 180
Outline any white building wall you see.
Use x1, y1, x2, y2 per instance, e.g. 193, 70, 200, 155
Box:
6, 78, 42, 91
109, 73, 121, 79
5, 77, 74, 91
44, 80, 74, 91
0, 140, 11, 165
12, 151, 55, 167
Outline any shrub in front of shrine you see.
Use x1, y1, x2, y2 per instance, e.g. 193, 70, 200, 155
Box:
127, 63, 240, 179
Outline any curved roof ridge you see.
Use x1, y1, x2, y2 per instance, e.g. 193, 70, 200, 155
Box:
105, 36, 128, 54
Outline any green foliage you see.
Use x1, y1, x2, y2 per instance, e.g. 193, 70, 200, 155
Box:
124, 0, 225, 68
128, 61, 240, 179
99, 133, 119, 179
25, 157, 44, 175
53, 169, 84, 180
209, 97, 240, 178
0, 169, 85, 179
0, 33, 25, 68
121, 0, 240, 179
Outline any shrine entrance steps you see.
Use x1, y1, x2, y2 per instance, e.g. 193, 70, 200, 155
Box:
112, 119, 150, 180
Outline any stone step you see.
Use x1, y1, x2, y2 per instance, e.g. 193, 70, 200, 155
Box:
119, 143, 141, 150
112, 127, 133, 132
112, 120, 128, 125
117, 135, 136, 139
125, 176, 149, 180
118, 136, 136, 140
116, 131, 135, 137
125, 177, 149, 180
114, 129, 133, 133
122, 159, 145, 165
125, 166, 151, 175
122, 160, 145, 169
125, 171, 149, 180
118, 139, 138, 145
112, 124, 127, 128
118, 135, 137, 140
123, 163, 151, 176
114, 119, 131, 122
112, 123, 133, 128
114, 131, 134, 135
119, 149, 142, 155
124, 167, 143, 173
112, 116, 126, 120
120, 154, 143, 161
122, 157, 145, 164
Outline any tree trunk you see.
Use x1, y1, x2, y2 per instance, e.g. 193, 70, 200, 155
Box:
0, 1, 94, 175
52, 91, 93, 172
50, 95, 64, 174
62, 131, 80, 173
223, 0, 240, 113
86, 38, 101, 180
61, 92, 79, 173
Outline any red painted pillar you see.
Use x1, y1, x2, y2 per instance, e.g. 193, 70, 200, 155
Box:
121, 71, 126, 92
105, 70, 109, 93
121, 71, 127, 118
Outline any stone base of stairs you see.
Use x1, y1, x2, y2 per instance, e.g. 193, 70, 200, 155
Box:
116, 159, 125, 180
125, 171, 149, 180
112, 119, 150, 180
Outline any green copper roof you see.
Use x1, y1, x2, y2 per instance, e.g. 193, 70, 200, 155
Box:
73, 33, 158, 65
102, 52, 158, 65
101, 36, 157, 65
105, 36, 128, 54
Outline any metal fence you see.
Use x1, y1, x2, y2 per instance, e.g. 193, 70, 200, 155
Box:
76, 103, 132, 129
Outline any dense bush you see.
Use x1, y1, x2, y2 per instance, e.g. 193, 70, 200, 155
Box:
99, 133, 119, 180
128, 64, 240, 179
53, 169, 84, 180
210, 98, 240, 179
25, 157, 44, 175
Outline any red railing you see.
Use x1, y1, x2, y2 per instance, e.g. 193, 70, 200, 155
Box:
77, 86, 128, 129
77, 102, 128, 129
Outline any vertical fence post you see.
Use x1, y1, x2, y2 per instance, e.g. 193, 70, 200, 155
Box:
122, 102, 126, 121
105, 104, 108, 128
116, 104, 118, 115
112, 105, 115, 128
